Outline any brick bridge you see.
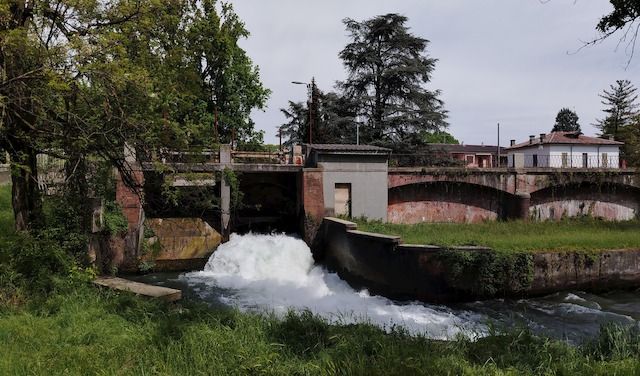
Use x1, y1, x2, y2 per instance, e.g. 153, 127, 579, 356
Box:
116, 146, 640, 248
387, 167, 640, 223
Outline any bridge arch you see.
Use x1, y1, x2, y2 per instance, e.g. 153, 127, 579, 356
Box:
388, 181, 519, 224
530, 182, 640, 221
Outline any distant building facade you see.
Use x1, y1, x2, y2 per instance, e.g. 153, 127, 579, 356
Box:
506, 132, 623, 169
426, 144, 507, 168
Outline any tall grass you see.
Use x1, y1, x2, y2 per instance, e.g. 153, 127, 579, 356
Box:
1, 285, 639, 375
355, 218, 640, 253
0, 184, 13, 237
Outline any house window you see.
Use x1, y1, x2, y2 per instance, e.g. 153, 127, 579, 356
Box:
466, 155, 475, 165
582, 153, 588, 168
532, 154, 538, 167
334, 183, 351, 217
602, 153, 608, 168
561, 153, 568, 168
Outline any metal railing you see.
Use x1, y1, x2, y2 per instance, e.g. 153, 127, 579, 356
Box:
389, 154, 490, 168
519, 154, 621, 169
36, 153, 66, 194
157, 148, 220, 164
231, 150, 288, 164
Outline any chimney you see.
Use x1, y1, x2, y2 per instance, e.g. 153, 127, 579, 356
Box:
609, 135, 615, 141
540, 133, 546, 143
510, 139, 515, 147
529, 135, 535, 144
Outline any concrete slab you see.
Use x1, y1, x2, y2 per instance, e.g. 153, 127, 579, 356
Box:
94, 277, 182, 302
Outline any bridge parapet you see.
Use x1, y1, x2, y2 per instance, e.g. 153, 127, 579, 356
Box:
388, 167, 640, 195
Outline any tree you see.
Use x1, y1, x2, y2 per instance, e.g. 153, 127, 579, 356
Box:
595, 80, 639, 139
594, 0, 640, 62
0, 1, 269, 231
280, 90, 359, 147
423, 131, 459, 144
620, 115, 640, 166
552, 108, 581, 132
338, 14, 448, 149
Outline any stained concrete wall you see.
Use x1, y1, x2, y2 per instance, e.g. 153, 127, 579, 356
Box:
318, 217, 640, 302
317, 154, 388, 221
530, 183, 640, 221
144, 218, 222, 271
388, 183, 510, 223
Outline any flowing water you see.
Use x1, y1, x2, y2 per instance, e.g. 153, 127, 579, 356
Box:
135, 233, 640, 342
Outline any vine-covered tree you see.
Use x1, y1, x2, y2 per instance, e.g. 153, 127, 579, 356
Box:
552, 108, 581, 132
595, 80, 639, 139
0, 0, 269, 231
337, 14, 448, 149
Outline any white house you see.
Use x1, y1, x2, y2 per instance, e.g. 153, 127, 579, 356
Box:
507, 132, 624, 169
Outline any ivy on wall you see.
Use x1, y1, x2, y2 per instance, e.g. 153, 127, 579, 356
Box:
436, 250, 534, 297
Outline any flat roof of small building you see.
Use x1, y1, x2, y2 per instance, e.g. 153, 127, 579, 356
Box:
508, 132, 623, 150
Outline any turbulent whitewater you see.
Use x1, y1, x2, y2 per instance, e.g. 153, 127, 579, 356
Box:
182, 233, 484, 339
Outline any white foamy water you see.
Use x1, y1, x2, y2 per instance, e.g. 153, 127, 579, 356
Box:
182, 233, 485, 339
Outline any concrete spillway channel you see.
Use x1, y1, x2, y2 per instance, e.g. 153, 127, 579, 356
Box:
94, 277, 182, 302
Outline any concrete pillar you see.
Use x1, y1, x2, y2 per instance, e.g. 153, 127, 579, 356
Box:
115, 144, 145, 271
514, 192, 531, 221
219, 145, 232, 240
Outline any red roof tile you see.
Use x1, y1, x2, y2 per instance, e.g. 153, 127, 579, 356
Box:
507, 132, 623, 150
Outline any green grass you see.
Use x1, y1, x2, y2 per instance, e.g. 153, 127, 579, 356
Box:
0, 184, 13, 237
354, 218, 640, 253
1, 285, 639, 375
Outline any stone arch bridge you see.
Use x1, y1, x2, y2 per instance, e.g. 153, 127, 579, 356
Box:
387, 167, 640, 223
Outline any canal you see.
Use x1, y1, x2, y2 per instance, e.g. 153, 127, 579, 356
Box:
132, 233, 640, 343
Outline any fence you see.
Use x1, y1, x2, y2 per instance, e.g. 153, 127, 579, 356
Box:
36, 153, 66, 194
389, 154, 467, 168
519, 154, 621, 169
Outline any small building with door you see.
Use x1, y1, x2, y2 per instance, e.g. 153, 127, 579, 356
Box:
304, 144, 390, 220
506, 131, 623, 169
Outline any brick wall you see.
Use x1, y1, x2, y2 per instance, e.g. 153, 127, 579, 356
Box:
301, 169, 325, 221
114, 166, 144, 271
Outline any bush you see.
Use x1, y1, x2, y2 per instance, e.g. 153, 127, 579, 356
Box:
5, 233, 72, 293
103, 200, 128, 236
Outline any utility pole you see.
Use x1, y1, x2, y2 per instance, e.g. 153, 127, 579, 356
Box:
497, 122, 501, 167
309, 77, 318, 144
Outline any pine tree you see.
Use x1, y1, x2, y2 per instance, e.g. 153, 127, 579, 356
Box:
338, 14, 448, 149
552, 108, 581, 132
596, 80, 639, 139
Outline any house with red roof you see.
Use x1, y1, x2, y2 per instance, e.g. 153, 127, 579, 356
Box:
506, 131, 624, 169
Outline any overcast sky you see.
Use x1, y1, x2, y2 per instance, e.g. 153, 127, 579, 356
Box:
229, 0, 639, 146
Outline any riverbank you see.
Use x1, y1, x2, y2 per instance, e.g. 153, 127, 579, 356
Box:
2, 186, 640, 374
320, 217, 640, 302
2, 284, 640, 375
354, 218, 640, 253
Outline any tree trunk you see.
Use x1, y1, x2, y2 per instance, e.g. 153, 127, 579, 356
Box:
10, 143, 41, 231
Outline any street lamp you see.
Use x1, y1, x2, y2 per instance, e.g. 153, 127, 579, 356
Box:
292, 79, 317, 144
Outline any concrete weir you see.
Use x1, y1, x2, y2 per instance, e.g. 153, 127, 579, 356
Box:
316, 217, 640, 302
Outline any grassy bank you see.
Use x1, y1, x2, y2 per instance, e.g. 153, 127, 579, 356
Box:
1, 285, 640, 375
0, 184, 12, 237
355, 218, 640, 253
